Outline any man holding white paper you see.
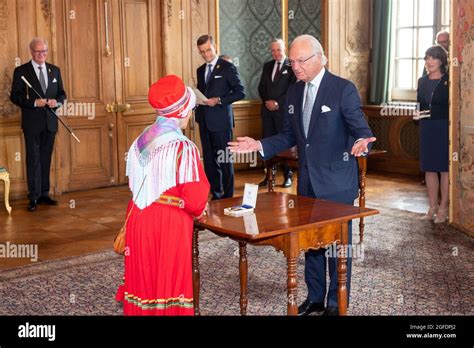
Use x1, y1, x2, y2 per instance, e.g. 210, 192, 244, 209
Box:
193, 88, 209, 106
195, 35, 245, 200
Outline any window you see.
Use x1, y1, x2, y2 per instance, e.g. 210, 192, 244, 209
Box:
390, 0, 450, 101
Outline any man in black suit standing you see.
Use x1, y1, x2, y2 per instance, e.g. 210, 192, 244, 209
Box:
258, 39, 296, 188
195, 35, 245, 199
10, 37, 66, 211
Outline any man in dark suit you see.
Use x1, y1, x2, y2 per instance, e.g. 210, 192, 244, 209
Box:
195, 35, 245, 200
10, 37, 66, 211
258, 39, 296, 188
228, 35, 376, 315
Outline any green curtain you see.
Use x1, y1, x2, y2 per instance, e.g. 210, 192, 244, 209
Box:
369, 0, 393, 104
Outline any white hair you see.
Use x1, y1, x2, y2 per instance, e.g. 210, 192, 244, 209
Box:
291, 34, 327, 66
435, 30, 449, 47
270, 38, 285, 49
29, 37, 48, 50
436, 30, 449, 40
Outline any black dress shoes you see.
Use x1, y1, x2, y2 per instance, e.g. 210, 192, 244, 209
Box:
297, 299, 325, 316
258, 178, 268, 187
27, 200, 37, 212
322, 307, 339, 316
37, 196, 58, 205
282, 177, 292, 188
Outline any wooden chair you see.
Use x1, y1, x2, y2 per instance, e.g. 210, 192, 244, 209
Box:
0, 167, 12, 214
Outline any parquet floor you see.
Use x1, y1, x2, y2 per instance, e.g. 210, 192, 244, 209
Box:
0, 169, 428, 269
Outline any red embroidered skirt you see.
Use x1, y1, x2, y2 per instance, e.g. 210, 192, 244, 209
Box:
116, 201, 194, 315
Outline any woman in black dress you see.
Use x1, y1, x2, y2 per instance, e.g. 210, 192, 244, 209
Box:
416, 45, 449, 223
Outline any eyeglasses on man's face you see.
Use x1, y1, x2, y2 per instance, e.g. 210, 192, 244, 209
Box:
32, 49, 48, 55
288, 54, 315, 67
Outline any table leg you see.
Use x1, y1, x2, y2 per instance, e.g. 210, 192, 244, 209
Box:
192, 226, 201, 316
239, 241, 248, 315
337, 223, 349, 316
269, 164, 277, 193
358, 159, 366, 243
287, 256, 298, 315
359, 218, 365, 244
3, 174, 12, 214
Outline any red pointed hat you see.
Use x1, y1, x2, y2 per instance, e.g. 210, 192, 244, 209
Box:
148, 75, 196, 118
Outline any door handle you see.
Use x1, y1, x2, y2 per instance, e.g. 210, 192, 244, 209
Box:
117, 103, 131, 113
106, 103, 117, 113
106, 103, 131, 113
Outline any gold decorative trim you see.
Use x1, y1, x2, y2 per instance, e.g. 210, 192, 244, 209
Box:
282, 0, 288, 46
346, 60, 368, 98
0, 0, 7, 32
191, 0, 203, 24
40, 0, 51, 22
299, 240, 342, 253
0, 69, 18, 118
215, 0, 220, 52
166, 0, 172, 27
347, 21, 367, 54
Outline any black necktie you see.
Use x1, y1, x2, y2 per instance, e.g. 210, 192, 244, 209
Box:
273, 61, 281, 81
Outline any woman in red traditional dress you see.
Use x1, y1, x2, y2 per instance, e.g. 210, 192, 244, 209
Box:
116, 75, 210, 315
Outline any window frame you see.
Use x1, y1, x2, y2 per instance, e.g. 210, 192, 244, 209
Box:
389, 0, 450, 102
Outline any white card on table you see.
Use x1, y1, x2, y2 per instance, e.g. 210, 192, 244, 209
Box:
242, 183, 258, 208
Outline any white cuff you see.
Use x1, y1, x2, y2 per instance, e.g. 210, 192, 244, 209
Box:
257, 141, 264, 157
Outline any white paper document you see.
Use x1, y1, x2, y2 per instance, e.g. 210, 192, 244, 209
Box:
193, 88, 209, 105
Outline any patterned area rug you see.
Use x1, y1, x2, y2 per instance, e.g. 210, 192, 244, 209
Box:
0, 206, 472, 316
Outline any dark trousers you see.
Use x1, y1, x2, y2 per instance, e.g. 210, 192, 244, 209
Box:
262, 110, 291, 178
23, 130, 56, 201
198, 121, 234, 200
303, 184, 353, 309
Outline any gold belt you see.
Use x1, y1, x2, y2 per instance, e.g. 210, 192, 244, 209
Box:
155, 194, 185, 208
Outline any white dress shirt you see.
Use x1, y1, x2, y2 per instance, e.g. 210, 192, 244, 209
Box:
206, 56, 219, 78
271, 58, 286, 81
302, 67, 325, 108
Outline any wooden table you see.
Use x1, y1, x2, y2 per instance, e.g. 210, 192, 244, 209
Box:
192, 192, 379, 316
0, 169, 12, 214
266, 148, 386, 243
